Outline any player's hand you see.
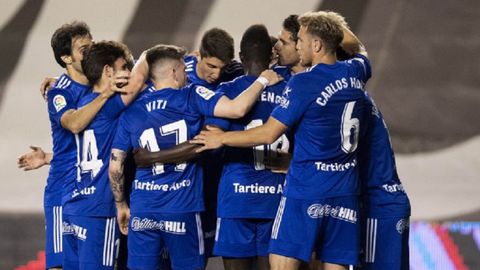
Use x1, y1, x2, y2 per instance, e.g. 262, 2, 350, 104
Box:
40, 77, 57, 101
260, 70, 283, 86
116, 202, 130, 235
133, 147, 154, 167
264, 151, 291, 174
103, 74, 130, 98
17, 146, 47, 171
191, 126, 225, 153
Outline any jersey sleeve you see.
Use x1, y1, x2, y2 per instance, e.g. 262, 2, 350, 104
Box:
191, 85, 224, 117
204, 116, 230, 130
270, 76, 313, 128
47, 88, 77, 126
104, 94, 127, 119
112, 111, 132, 152
348, 54, 372, 83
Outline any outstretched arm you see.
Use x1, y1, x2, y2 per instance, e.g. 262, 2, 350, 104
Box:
213, 70, 283, 119
17, 146, 52, 171
325, 11, 367, 58
120, 52, 149, 106
109, 149, 130, 235
192, 116, 288, 151
133, 125, 224, 167
134, 141, 202, 167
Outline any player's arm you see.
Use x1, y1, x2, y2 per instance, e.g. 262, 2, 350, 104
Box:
17, 146, 52, 171
213, 70, 282, 119
119, 52, 149, 106
133, 141, 201, 167
109, 148, 130, 235
40, 77, 57, 101
192, 116, 287, 151
60, 87, 117, 133
325, 12, 367, 58
264, 151, 292, 174
133, 124, 224, 166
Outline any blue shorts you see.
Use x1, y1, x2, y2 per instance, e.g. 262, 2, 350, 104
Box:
127, 212, 205, 270
63, 215, 119, 270
44, 205, 63, 268
214, 218, 273, 257
355, 216, 409, 270
269, 196, 360, 265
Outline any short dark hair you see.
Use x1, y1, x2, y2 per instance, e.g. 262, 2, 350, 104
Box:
51, 21, 91, 68
146, 44, 187, 79
270, 35, 278, 47
283, 15, 299, 42
81, 41, 131, 85
240, 24, 272, 67
199, 28, 234, 64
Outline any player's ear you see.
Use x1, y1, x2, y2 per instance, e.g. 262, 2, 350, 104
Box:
61, 55, 72, 65
313, 38, 322, 53
239, 51, 244, 63
104, 64, 113, 78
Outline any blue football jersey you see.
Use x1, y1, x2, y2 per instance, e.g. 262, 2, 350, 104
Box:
62, 93, 126, 217
272, 64, 293, 82
137, 79, 156, 99
46, 74, 89, 206
359, 93, 411, 217
216, 75, 288, 218
271, 54, 372, 199
112, 84, 223, 213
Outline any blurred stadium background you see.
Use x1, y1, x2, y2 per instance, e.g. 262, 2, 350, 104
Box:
0, 0, 479, 269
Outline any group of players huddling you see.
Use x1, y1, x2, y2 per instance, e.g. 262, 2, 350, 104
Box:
17, 10, 411, 270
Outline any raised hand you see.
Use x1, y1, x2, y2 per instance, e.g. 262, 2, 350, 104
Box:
190, 126, 225, 153
17, 146, 49, 171
103, 74, 130, 98
40, 77, 58, 101
260, 69, 284, 86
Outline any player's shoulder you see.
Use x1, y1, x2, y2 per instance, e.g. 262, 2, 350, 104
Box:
218, 75, 247, 89
272, 64, 291, 79
184, 55, 197, 69
53, 74, 73, 89
288, 69, 313, 87
188, 83, 217, 101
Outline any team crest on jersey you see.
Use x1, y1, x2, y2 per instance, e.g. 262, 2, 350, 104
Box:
195, 86, 215, 100
396, 218, 409, 234
53, 94, 67, 112
282, 87, 292, 97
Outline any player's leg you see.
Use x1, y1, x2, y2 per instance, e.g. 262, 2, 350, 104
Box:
256, 255, 270, 270
315, 196, 360, 270
222, 257, 254, 270
45, 205, 63, 269
298, 253, 319, 270
269, 253, 302, 270
163, 212, 206, 270
127, 212, 166, 270
268, 197, 319, 270
74, 216, 120, 270
356, 216, 409, 270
